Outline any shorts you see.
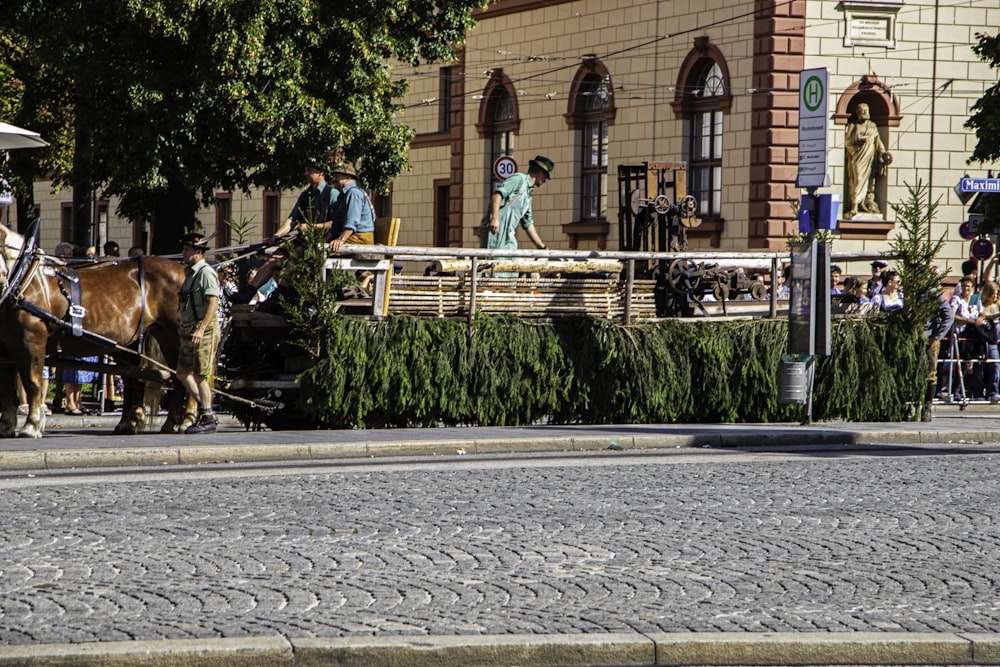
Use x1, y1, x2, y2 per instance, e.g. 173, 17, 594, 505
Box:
176, 323, 220, 379
346, 231, 374, 245
62, 357, 99, 385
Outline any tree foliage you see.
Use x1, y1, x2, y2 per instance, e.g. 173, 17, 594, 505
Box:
967, 32, 1000, 165
889, 180, 947, 332
0, 30, 74, 226
0, 0, 484, 246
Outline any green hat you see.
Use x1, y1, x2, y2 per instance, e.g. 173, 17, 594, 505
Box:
330, 161, 358, 179
180, 232, 210, 251
529, 155, 555, 177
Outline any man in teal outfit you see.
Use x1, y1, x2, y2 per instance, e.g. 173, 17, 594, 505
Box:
480, 155, 554, 250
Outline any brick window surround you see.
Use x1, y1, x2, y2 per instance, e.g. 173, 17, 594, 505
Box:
563, 56, 616, 249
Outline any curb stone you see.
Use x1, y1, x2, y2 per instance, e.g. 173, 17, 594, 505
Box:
4, 632, 1000, 667
0, 636, 292, 666
5, 426, 1000, 472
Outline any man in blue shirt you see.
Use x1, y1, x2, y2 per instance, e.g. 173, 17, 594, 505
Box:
231, 157, 338, 303
328, 161, 376, 252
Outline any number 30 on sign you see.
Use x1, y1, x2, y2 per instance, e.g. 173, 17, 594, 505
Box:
493, 155, 517, 181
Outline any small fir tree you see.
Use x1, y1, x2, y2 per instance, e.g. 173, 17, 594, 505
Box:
889, 180, 947, 332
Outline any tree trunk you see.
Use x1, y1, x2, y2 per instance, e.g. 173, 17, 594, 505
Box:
72, 111, 93, 250
10, 157, 37, 234
150, 180, 198, 255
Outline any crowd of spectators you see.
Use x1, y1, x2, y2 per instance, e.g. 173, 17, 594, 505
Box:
937, 264, 1000, 404
772, 256, 999, 405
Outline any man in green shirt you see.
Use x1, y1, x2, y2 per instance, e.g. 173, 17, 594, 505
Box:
177, 232, 221, 434
231, 156, 338, 303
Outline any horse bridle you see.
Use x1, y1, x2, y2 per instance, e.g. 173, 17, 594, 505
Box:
0, 220, 42, 309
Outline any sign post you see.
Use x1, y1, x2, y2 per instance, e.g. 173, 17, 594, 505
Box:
785, 68, 833, 423
796, 68, 830, 191
781, 238, 831, 424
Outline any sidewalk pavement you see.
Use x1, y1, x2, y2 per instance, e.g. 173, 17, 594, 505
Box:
2, 403, 999, 473
4, 404, 1000, 666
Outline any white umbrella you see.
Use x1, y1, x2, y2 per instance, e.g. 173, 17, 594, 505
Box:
0, 121, 49, 150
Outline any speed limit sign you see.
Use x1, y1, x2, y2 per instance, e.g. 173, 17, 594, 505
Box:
493, 155, 518, 181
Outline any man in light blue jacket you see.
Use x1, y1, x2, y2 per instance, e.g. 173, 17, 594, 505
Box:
480, 155, 554, 251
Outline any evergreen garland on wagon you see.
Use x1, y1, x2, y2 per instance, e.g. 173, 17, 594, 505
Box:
272, 220, 929, 428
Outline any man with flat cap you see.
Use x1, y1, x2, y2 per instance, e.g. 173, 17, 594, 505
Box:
328, 161, 376, 253
480, 155, 554, 251
231, 156, 339, 303
177, 232, 221, 434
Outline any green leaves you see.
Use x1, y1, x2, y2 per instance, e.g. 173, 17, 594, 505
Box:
291, 314, 925, 427
0, 0, 484, 229
890, 179, 947, 333
967, 33, 1000, 165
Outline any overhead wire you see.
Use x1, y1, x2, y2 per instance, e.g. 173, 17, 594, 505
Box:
395, 0, 995, 123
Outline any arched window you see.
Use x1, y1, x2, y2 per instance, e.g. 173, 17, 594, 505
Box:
565, 57, 616, 247
688, 60, 724, 218
672, 39, 732, 222
477, 69, 520, 196
578, 74, 610, 221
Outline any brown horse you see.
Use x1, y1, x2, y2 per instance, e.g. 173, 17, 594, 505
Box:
0, 226, 191, 437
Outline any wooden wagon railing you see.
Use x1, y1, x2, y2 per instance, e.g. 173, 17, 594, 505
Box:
321, 244, 895, 325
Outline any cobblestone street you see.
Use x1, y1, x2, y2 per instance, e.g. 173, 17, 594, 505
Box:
2, 448, 999, 647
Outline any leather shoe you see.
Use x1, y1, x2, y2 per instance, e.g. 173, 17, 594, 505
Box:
185, 413, 218, 434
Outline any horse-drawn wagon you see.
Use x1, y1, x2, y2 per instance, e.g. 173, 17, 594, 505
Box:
3, 216, 885, 436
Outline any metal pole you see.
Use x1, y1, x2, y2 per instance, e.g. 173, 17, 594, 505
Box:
803, 356, 815, 425
770, 256, 778, 319
624, 259, 634, 325
927, 0, 940, 241
468, 256, 478, 333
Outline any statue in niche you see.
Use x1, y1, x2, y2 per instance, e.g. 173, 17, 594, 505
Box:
844, 102, 892, 219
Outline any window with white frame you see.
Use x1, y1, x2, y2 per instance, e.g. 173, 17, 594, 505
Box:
486, 85, 517, 193
688, 60, 724, 219
579, 74, 609, 221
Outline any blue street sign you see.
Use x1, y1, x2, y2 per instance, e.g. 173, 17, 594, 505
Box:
959, 178, 1000, 193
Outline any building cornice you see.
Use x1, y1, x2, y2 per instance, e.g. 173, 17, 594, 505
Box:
475, 0, 576, 19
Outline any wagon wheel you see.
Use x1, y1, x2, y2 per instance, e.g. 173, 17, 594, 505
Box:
750, 281, 767, 300
668, 259, 701, 294
679, 195, 700, 227
653, 194, 672, 215
263, 395, 322, 431
669, 258, 700, 292
712, 281, 729, 303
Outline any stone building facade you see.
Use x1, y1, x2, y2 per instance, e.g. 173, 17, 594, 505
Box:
392, 0, 998, 278
21, 0, 999, 281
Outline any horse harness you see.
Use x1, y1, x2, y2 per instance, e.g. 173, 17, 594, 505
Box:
13, 259, 127, 354
53, 264, 86, 338
7, 248, 148, 356
4, 238, 277, 411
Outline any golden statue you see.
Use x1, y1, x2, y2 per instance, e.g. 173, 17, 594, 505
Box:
844, 103, 892, 219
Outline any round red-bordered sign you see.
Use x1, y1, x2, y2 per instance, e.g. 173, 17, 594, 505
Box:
959, 221, 976, 240
971, 237, 995, 261
493, 155, 517, 181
